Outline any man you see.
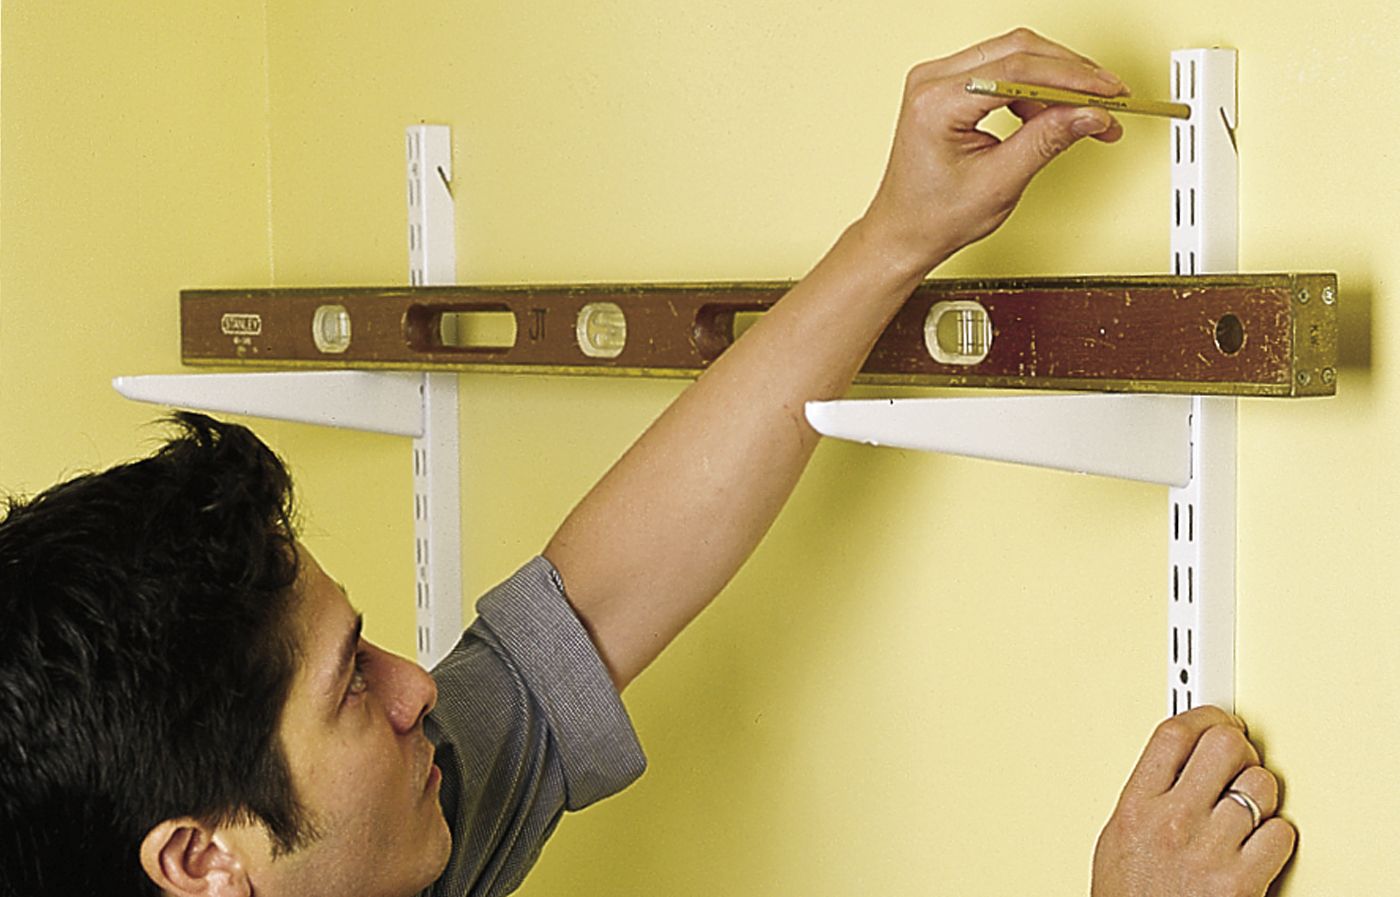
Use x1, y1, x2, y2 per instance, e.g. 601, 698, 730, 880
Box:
0, 29, 1294, 897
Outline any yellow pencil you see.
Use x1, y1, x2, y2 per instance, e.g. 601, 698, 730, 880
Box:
965, 77, 1191, 120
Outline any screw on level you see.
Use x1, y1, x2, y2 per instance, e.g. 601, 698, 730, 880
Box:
1322, 367, 1336, 385
1297, 288, 1311, 304
1298, 370, 1312, 386
1322, 286, 1337, 305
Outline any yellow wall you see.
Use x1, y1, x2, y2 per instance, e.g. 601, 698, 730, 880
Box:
5, 1, 1398, 894
1, 2, 275, 479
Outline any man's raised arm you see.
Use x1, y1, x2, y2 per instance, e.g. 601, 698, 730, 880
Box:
540, 29, 1298, 897
543, 28, 1125, 689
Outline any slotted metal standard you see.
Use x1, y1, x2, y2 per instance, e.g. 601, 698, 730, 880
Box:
406, 125, 463, 670
1165, 48, 1240, 715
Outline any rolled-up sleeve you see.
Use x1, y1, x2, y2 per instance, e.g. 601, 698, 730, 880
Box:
423, 557, 647, 897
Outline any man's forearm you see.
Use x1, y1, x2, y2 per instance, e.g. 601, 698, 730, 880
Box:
544, 29, 1129, 690
544, 220, 933, 689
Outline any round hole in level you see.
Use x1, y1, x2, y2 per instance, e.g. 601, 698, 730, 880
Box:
1179, 669, 1190, 684
1214, 314, 1245, 355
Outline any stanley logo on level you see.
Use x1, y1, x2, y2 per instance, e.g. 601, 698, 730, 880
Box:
219, 313, 263, 337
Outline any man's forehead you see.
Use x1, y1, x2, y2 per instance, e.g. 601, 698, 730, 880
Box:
287, 549, 360, 696
292, 550, 354, 629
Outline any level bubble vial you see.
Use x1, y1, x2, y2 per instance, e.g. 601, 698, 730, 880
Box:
312, 304, 352, 354
924, 300, 993, 366
576, 302, 627, 359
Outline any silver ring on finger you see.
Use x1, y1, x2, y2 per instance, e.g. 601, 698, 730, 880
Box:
1225, 788, 1263, 830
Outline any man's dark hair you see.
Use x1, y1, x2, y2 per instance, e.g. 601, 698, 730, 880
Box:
0, 413, 315, 897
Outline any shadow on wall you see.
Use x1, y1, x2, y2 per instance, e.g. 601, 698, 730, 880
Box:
1336, 280, 1373, 374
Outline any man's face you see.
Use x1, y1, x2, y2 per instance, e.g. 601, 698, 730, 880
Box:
224, 546, 451, 897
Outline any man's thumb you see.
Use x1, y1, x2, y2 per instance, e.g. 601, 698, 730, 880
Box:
997, 106, 1110, 184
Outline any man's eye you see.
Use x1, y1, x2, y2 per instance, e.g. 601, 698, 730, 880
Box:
345, 652, 369, 701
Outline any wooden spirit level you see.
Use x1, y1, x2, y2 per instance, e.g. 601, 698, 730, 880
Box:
182, 273, 1338, 397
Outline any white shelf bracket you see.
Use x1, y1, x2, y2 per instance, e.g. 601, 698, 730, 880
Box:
804, 48, 1240, 714
806, 394, 1192, 487
114, 124, 463, 669
112, 371, 427, 436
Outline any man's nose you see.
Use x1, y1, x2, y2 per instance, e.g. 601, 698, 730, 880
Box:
381, 647, 438, 733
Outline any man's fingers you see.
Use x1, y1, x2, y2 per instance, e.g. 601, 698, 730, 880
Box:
1096, 708, 1293, 897
979, 52, 1125, 98
1008, 98, 1048, 120
1210, 765, 1281, 844
864, 32, 1132, 275
1009, 99, 1124, 144
1122, 706, 1244, 798
1240, 818, 1298, 893
1231, 765, 1281, 819
939, 52, 1126, 136
916, 27, 1106, 80
982, 104, 1120, 189
1176, 723, 1262, 805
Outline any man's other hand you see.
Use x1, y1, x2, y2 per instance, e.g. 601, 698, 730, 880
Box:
1092, 705, 1297, 897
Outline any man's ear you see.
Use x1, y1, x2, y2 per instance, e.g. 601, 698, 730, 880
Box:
139, 819, 251, 897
